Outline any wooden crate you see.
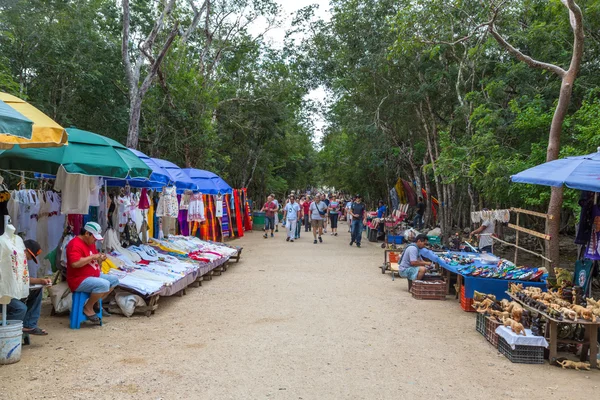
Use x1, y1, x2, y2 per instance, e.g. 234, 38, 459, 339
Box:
411, 280, 446, 300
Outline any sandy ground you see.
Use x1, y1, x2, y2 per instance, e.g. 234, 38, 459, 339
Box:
1, 225, 598, 399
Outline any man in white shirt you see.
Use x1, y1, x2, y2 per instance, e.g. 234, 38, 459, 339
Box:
470, 209, 495, 253
283, 195, 301, 243
271, 194, 280, 233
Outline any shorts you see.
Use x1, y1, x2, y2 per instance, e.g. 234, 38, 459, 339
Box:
76, 274, 120, 294
399, 267, 420, 281
265, 216, 275, 230
311, 219, 324, 229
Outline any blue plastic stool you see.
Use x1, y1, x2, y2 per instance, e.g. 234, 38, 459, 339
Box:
70, 292, 102, 329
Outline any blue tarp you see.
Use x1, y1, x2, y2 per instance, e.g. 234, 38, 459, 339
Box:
430, 251, 546, 301
511, 150, 600, 192
182, 168, 232, 195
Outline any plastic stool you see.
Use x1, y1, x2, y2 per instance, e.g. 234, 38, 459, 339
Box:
70, 292, 102, 329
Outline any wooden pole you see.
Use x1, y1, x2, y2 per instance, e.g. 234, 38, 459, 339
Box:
514, 212, 520, 265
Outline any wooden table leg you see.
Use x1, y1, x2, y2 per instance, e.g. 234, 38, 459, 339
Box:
589, 324, 598, 369
548, 321, 558, 364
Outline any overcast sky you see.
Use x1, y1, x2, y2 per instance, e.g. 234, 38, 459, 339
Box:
249, 0, 331, 144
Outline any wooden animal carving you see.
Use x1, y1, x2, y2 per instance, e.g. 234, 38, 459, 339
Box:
557, 360, 590, 371
500, 299, 510, 311
509, 283, 523, 293
503, 317, 526, 336
586, 298, 599, 308
489, 309, 510, 321
559, 307, 577, 321
572, 305, 596, 322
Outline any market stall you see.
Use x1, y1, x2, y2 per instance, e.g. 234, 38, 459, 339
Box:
435, 251, 547, 301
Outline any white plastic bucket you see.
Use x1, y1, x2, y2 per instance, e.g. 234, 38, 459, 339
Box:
0, 320, 23, 365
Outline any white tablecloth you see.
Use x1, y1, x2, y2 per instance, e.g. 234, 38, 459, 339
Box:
495, 325, 549, 349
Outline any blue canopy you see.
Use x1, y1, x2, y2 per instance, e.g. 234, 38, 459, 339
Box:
150, 158, 198, 191
182, 168, 232, 194
511, 150, 600, 192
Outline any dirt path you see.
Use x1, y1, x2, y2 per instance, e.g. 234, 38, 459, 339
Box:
1, 226, 597, 399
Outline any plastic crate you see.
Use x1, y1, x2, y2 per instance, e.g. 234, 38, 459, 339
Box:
411, 280, 446, 300
497, 337, 545, 364
427, 235, 441, 246
484, 317, 502, 348
476, 313, 486, 336
460, 285, 476, 312
387, 235, 404, 244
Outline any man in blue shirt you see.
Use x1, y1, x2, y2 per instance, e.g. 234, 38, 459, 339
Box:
376, 200, 387, 218
398, 234, 433, 281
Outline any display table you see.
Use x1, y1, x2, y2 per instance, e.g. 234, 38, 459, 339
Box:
506, 291, 599, 368
434, 251, 546, 300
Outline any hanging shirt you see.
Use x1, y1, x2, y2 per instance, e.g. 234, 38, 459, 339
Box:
66, 236, 101, 291
0, 225, 29, 300
478, 220, 496, 249
54, 166, 99, 215
285, 202, 301, 221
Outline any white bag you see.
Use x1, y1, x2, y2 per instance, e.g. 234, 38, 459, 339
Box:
115, 292, 146, 317
48, 282, 72, 314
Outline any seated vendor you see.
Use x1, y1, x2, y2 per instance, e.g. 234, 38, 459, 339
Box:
66, 222, 118, 323
6, 240, 51, 336
398, 234, 433, 281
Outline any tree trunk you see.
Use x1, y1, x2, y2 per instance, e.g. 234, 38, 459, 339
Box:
126, 95, 143, 149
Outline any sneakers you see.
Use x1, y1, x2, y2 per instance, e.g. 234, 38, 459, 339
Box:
318, 236, 323, 243
286, 237, 290, 242
334, 233, 338, 236
313, 240, 317, 244
263, 234, 268, 239
330, 232, 334, 236
349, 241, 353, 246
356, 243, 361, 248
290, 239, 294, 242
275, 228, 279, 232
271, 233, 274, 238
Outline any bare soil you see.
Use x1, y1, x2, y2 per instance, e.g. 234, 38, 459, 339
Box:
0, 226, 597, 399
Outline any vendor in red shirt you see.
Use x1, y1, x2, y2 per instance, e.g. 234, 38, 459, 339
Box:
66, 222, 119, 323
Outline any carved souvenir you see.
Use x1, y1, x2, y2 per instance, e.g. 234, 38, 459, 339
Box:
559, 307, 578, 321
571, 304, 596, 322
557, 360, 590, 371
502, 317, 526, 336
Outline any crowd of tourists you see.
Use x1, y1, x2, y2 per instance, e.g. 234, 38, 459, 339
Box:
260, 192, 369, 247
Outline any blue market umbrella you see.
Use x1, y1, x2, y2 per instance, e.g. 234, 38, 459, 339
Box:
0, 99, 33, 139
150, 158, 198, 191
182, 168, 232, 194
511, 149, 600, 192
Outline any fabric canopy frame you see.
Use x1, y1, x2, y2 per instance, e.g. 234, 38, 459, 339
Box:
511, 149, 600, 192
0, 92, 68, 148
0, 127, 151, 179
150, 158, 198, 191
182, 168, 232, 195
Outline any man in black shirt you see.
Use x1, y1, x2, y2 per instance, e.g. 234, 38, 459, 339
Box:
414, 196, 425, 230
349, 194, 367, 247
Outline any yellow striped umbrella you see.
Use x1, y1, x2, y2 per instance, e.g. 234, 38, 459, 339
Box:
0, 92, 67, 149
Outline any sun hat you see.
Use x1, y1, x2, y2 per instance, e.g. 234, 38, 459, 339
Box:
84, 221, 103, 241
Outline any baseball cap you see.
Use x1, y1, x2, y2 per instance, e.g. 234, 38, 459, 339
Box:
84, 222, 103, 241
24, 240, 42, 264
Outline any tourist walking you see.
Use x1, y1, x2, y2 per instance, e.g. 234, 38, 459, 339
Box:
322, 194, 330, 233
349, 194, 366, 247
302, 195, 312, 232
329, 194, 340, 236
261, 195, 278, 238
346, 197, 353, 233
272, 195, 280, 232
283, 195, 301, 242
309, 193, 328, 244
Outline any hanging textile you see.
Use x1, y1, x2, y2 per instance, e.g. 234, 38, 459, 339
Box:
576, 191, 594, 245
243, 188, 252, 232
395, 179, 407, 204
233, 189, 244, 238
68, 214, 84, 235
389, 188, 399, 211
147, 193, 154, 239
0, 185, 12, 236
187, 193, 205, 222
0, 224, 29, 300
138, 188, 150, 210
584, 205, 600, 260
402, 180, 417, 206
222, 194, 231, 238
177, 194, 189, 236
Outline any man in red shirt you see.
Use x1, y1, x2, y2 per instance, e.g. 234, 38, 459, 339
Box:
302, 195, 312, 232
66, 222, 118, 323
261, 195, 278, 238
